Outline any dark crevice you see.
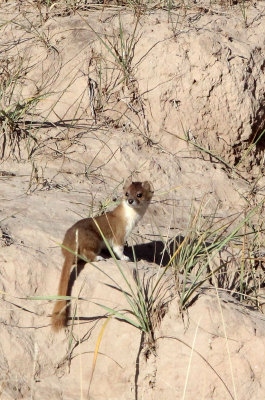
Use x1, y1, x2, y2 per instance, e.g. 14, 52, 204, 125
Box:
134, 330, 145, 400
0, 225, 14, 246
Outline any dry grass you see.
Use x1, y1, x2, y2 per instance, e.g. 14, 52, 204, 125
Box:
0, 1, 264, 397
1, 0, 264, 322
1, 0, 260, 166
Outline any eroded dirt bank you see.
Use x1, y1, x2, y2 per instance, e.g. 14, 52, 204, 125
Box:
1, 1, 265, 399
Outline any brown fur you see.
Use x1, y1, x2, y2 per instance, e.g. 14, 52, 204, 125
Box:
51, 180, 153, 331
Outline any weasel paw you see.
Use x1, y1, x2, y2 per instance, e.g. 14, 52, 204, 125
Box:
120, 255, 130, 261
95, 255, 105, 261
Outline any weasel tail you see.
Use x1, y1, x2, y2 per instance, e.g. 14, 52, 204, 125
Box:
51, 254, 74, 331
51, 180, 153, 331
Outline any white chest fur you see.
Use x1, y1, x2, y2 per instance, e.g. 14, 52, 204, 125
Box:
122, 201, 144, 240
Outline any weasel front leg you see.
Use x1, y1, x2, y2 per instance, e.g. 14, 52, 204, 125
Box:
112, 244, 130, 261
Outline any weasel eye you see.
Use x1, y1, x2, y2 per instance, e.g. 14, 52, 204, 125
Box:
125, 192, 129, 196
137, 193, 143, 198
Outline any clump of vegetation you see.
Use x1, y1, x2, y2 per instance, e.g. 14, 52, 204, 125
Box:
161, 198, 265, 311
0, 56, 44, 160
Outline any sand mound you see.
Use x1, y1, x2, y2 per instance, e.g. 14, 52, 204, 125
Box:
1, 1, 265, 398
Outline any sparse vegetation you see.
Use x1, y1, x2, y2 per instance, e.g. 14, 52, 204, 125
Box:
1, 0, 265, 398
0, 55, 42, 160
165, 199, 265, 310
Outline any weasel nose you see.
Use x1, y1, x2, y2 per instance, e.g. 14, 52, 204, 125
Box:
128, 199, 134, 205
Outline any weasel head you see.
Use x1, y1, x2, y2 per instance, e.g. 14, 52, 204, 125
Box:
123, 180, 153, 211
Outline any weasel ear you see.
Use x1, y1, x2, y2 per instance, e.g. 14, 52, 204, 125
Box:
123, 177, 132, 190
143, 181, 154, 193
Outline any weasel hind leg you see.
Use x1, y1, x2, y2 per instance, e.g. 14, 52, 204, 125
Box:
81, 248, 99, 262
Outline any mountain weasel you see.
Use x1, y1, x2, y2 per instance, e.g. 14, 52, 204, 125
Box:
51, 180, 153, 331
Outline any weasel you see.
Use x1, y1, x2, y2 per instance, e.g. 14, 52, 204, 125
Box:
51, 180, 153, 331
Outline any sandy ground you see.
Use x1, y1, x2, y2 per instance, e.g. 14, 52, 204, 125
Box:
1, 1, 265, 399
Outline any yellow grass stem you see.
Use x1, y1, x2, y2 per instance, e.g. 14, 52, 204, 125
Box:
181, 317, 201, 400
87, 316, 112, 399
207, 251, 238, 400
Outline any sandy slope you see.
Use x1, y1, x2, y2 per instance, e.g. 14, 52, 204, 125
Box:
1, 1, 265, 399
